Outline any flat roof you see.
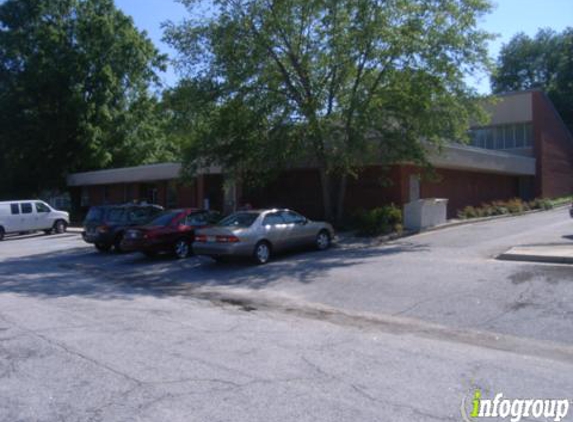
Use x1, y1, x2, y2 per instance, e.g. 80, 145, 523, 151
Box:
67, 163, 222, 187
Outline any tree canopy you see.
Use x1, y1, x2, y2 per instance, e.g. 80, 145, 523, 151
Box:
0, 0, 173, 198
164, 0, 493, 221
492, 28, 573, 134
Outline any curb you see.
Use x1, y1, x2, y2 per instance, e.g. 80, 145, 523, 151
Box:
336, 204, 569, 247
497, 253, 573, 265
419, 203, 570, 234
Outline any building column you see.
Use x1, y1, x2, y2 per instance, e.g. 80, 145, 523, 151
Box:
197, 175, 206, 209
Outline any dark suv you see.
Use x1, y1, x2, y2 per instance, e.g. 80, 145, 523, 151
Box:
82, 204, 163, 252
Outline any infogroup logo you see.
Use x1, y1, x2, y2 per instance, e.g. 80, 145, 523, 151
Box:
461, 390, 570, 422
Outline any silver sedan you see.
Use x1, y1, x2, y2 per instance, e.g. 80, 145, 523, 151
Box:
193, 209, 335, 264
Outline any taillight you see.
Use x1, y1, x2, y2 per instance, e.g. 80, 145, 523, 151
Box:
216, 235, 240, 243
96, 225, 109, 234
195, 234, 207, 242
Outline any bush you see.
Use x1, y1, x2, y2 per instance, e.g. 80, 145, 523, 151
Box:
353, 205, 402, 236
530, 198, 554, 210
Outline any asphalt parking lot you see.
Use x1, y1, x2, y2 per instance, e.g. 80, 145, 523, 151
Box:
1, 209, 573, 421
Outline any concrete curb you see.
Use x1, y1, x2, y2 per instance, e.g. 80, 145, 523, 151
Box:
337, 204, 569, 248
497, 252, 573, 265
423, 203, 570, 233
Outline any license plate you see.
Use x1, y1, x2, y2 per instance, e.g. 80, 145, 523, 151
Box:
207, 236, 216, 242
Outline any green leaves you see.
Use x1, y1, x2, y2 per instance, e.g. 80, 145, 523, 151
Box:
0, 0, 168, 197
492, 28, 573, 133
165, 0, 493, 219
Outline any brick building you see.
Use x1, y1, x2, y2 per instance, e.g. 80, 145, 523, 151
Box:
67, 90, 573, 219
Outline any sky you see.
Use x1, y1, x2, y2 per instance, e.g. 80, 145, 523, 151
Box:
115, 0, 573, 94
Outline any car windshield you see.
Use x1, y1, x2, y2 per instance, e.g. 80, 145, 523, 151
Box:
146, 211, 179, 227
218, 212, 259, 228
85, 207, 104, 222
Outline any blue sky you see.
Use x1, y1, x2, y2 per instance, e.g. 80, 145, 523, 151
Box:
115, 0, 573, 93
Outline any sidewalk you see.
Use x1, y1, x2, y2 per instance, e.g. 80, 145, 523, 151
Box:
497, 244, 573, 264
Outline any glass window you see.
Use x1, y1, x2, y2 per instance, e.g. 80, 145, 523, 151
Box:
147, 211, 179, 227
35, 202, 50, 213
504, 125, 515, 149
127, 208, 154, 224
281, 211, 306, 224
21, 203, 32, 214
184, 212, 208, 226
524, 124, 533, 147
262, 212, 286, 226
218, 212, 260, 228
486, 129, 494, 149
494, 127, 504, 149
515, 124, 525, 148
106, 208, 126, 222
85, 207, 104, 222
10, 204, 20, 215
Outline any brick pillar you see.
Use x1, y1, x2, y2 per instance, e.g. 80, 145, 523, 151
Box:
197, 175, 205, 209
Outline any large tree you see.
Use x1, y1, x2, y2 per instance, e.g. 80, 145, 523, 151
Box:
492, 28, 573, 133
165, 0, 493, 221
0, 0, 171, 198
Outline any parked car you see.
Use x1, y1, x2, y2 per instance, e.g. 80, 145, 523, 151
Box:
0, 200, 69, 241
121, 208, 221, 259
82, 204, 163, 252
193, 209, 335, 264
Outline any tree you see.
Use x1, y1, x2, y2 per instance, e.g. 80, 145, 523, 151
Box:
492, 28, 573, 133
0, 0, 170, 198
164, 0, 493, 222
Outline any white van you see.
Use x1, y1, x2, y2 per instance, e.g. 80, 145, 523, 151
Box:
0, 200, 70, 241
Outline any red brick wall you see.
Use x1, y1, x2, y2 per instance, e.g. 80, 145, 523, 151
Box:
344, 166, 405, 210
177, 183, 197, 208
417, 168, 520, 217
532, 91, 573, 198
241, 169, 324, 219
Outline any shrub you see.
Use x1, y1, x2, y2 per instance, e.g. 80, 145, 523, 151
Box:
458, 206, 478, 219
529, 198, 554, 210
505, 198, 525, 214
353, 205, 403, 236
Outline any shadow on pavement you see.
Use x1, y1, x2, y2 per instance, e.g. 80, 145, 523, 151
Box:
0, 241, 429, 300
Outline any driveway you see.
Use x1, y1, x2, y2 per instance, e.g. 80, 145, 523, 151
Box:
1, 210, 573, 421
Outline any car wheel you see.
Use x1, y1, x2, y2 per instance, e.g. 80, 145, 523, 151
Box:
95, 243, 112, 253
253, 241, 271, 265
316, 230, 331, 251
0, 227, 4, 241
113, 233, 125, 253
54, 220, 67, 234
173, 239, 191, 259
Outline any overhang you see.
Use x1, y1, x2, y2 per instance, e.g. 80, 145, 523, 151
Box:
428, 143, 536, 176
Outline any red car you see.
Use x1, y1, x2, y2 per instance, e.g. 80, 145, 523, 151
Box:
121, 209, 221, 258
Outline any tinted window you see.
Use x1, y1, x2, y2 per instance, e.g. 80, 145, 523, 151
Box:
262, 212, 285, 226
85, 207, 104, 222
281, 211, 306, 224
218, 212, 259, 228
127, 208, 153, 224
147, 211, 179, 227
21, 203, 33, 214
184, 212, 208, 226
106, 208, 126, 222
10, 204, 19, 215
36, 202, 50, 213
